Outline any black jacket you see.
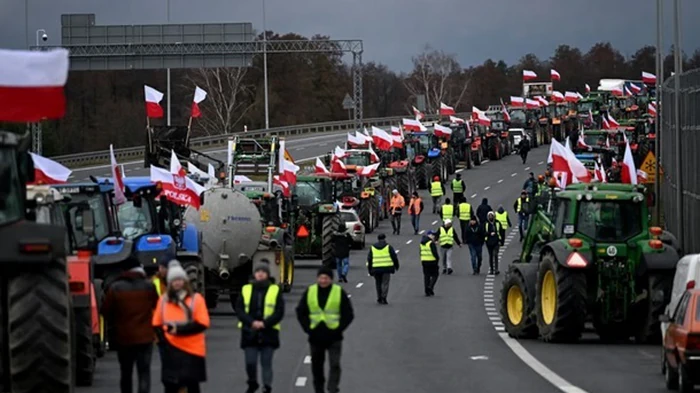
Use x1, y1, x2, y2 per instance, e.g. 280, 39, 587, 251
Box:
436, 225, 461, 248
235, 280, 285, 349
296, 285, 354, 346
457, 203, 476, 221
476, 198, 492, 225
420, 236, 440, 264
450, 179, 466, 194
463, 223, 484, 246
366, 240, 400, 274
332, 231, 353, 259
484, 220, 502, 247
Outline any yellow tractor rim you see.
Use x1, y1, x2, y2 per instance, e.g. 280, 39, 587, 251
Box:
506, 286, 524, 325
541, 270, 557, 325
287, 258, 294, 287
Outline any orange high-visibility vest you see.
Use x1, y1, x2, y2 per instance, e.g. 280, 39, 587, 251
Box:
410, 197, 422, 215
152, 293, 210, 357
391, 195, 405, 214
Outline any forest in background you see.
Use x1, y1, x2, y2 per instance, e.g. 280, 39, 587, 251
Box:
9, 31, 699, 156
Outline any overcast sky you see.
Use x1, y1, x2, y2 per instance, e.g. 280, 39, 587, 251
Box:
0, 0, 698, 72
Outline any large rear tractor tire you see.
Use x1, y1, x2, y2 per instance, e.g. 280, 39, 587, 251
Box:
535, 254, 587, 342
321, 214, 340, 268
487, 138, 500, 161
431, 157, 444, 180
500, 264, 538, 339
396, 173, 410, 201
635, 272, 675, 344
473, 149, 482, 166
74, 307, 95, 386
358, 199, 371, 232
3, 259, 73, 393
416, 164, 428, 190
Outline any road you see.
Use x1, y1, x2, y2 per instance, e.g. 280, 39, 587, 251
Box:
79, 138, 670, 393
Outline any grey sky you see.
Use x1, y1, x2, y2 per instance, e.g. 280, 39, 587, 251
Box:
0, 0, 698, 72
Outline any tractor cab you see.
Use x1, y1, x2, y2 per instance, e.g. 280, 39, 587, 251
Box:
293, 175, 341, 267
145, 125, 224, 174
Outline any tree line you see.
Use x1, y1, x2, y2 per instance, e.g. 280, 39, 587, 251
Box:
8, 32, 698, 156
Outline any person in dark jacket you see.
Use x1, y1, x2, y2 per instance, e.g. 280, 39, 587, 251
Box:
463, 218, 485, 275
522, 172, 538, 198
332, 224, 353, 282
495, 205, 512, 246
296, 268, 354, 393
235, 265, 285, 393
513, 190, 532, 242
102, 259, 159, 393
475, 197, 493, 226
420, 231, 441, 296
519, 136, 530, 163
484, 212, 503, 275
366, 233, 400, 304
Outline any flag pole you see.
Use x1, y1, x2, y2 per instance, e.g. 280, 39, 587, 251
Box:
186, 116, 193, 145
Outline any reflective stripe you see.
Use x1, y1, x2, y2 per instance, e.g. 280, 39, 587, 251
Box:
430, 182, 443, 197
441, 204, 454, 221
152, 277, 162, 297
307, 284, 342, 330
439, 227, 454, 246
420, 242, 436, 262
237, 284, 281, 330
371, 246, 393, 268
161, 295, 196, 324
516, 197, 530, 213
458, 203, 471, 221
452, 179, 463, 193
495, 211, 508, 229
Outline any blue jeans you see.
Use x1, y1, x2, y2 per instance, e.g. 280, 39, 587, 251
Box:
336, 257, 349, 278
244, 346, 275, 388
468, 244, 483, 272
518, 214, 529, 239
411, 214, 420, 233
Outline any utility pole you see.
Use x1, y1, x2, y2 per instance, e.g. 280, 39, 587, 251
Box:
262, 0, 270, 130
654, 0, 663, 225
672, 0, 684, 250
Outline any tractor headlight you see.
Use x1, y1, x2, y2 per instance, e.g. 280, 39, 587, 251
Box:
585, 194, 593, 201
576, 194, 583, 201
173, 219, 181, 226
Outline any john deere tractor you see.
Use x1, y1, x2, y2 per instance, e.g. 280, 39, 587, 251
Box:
294, 175, 342, 268
500, 183, 679, 343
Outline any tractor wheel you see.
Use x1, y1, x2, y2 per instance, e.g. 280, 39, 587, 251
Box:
74, 307, 95, 386
535, 253, 587, 342
487, 138, 499, 161
396, 173, 410, 200
500, 264, 538, 339
473, 149, 482, 166
431, 158, 443, 180
358, 199, 371, 230
465, 147, 474, 169
446, 150, 456, 175
634, 272, 675, 344
182, 258, 205, 295
416, 164, 428, 189
3, 259, 73, 393
321, 214, 340, 268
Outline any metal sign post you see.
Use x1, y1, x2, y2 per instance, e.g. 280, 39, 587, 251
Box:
342, 93, 355, 121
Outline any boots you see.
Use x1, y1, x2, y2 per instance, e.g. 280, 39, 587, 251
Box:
246, 381, 260, 393
263, 385, 272, 393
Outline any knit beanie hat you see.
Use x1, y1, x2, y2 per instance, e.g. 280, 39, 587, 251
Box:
166, 260, 188, 284
317, 266, 334, 279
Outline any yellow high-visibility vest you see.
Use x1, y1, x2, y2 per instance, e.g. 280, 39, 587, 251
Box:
237, 284, 281, 330
420, 242, 437, 262
439, 227, 454, 246
516, 197, 530, 213
452, 179, 464, 193
430, 181, 444, 197
495, 211, 509, 229
458, 203, 472, 221
371, 246, 393, 268
442, 204, 454, 221
152, 276, 163, 297
307, 284, 342, 330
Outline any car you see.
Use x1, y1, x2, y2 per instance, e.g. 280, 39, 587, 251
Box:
339, 208, 365, 249
661, 288, 700, 392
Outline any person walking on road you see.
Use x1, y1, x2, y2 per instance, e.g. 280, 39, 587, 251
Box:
430, 176, 445, 214
440, 197, 454, 222
366, 233, 400, 304
151, 255, 170, 297
519, 136, 530, 164
513, 190, 531, 242
152, 261, 210, 393
451, 173, 466, 204
437, 219, 461, 275
408, 191, 424, 235
332, 224, 353, 282
296, 267, 354, 393
390, 189, 405, 235
235, 265, 285, 393
420, 231, 441, 296
457, 199, 475, 241
484, 212, 503, 275
463, 218, 484, 275
101, 258, 159, 393
495, 205, 512, 246
475, 197, 493, 226
523, 172, 538, 198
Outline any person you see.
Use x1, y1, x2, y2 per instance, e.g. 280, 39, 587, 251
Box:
519, 135, 530, 164
535, 175, 545, 198
366, 233, 400, 304
513, 190, 531, 242
523, 172, 537, 198
408, 191, 424, 235
436, 219, 461, 275
101, 259, 159, 393
389, 189, 405, 235
235, 265, 285, 393
463, 218, 484, 275
332, 224, 353, 282
457, 199, 475, 241
451, 174, 466, 204
430, 176, 445, 214
484, 212, 503, 275
152, 261, 210, 393
420, 231, 440, 296
475, 197, 493, 226
495, 204, 512, 246
608, 160, 621, 182
296, 268, 354, 393
151, 256, 169, 297
440, 197, 454, 222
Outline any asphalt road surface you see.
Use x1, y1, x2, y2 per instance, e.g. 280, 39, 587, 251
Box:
78, 142, 670, 393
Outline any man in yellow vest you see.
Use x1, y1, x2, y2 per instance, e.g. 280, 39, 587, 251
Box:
235, 265, 285, 393
296, 267, 354, 393
151, 257, 169, 297
420, 231, 441, 296
513, 190, 531, 242
451, 173, 466, 204
430, 176, 445, 214
440, 197, 454, 222
366, 233, 400, 304
457, 199, 475, 241
437, 219, 461, 275
494, 204, 512, 247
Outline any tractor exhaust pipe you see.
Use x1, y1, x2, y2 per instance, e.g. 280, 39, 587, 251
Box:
219, 266, 230, 280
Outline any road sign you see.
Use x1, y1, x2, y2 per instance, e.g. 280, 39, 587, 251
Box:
342, 93, 355, 110
284, 149, 295, 163
640, 151, 663, 183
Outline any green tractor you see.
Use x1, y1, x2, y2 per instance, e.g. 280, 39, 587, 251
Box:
500, 183, 680, 343
294, 175, 342, 268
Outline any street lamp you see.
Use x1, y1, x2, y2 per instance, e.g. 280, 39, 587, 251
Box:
35, 29, 47, 46
262, 0, 270, 130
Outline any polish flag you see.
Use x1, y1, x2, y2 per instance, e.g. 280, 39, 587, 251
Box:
642, 71, 657, 84
472, 106, 491, 126
620, 141, 637, 185
371, 126, 393, 151
315, 157, 330, 174
605, 135, 611, 148
523, 70, 537, 81
551, 91, 565, 103
150, 165, 206, 209
402, 118, 427, 132
611, 86, 623, 97
594, 161, 607, 183
439, 102, 456, 115
601, 116, 611, 130
368, 145, 380, 163
361, 129, 374, 143
144, 85, 164, 118
577, 135, 590, 150
347, 132, 365, 146
330, 156, 347, 174
450, 115, 465, 124
585, 84, 591, 94
501, 103, 511, 122
356, 163, 380, 177
280, 158, 299, 185
624, 86, 634, 97
510, 96, 525, 107
28, 153, 71, 185
525, 98, 540, 109
170, 150, 186, 176
564, 91, 579, 103
547, 139, 591, 186
273, 175, 290, 197
637, 170, 648, 183
577, 92, 584, 100
648, 102, 657, 117
535, 96, 549, 106
434, 124, 453, 138
413, 106, 424, 120
550, 69, 561, 81
191, 86, 207, 118
629, 83, 642, 94
110, 145, 126, 205
607, 114, 620, 128
234, 175, 252, 184
334, 146, 347, 159
391, 126, 403, 148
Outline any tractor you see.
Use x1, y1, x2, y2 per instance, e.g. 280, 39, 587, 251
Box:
335, 148, 390, 221
404, 131, 446, 188
485, 107, 513, 158
443, 121, 474, 169
145, 124, 225, 175
508, 106, 541, 148
294, 175, 342, 268
500, 183, 680, 343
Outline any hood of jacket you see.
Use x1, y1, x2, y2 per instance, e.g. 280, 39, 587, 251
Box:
372, 240, 388, 249
498, 206, 505, 213
421, 235, 432, 245
481, 198, 488, 205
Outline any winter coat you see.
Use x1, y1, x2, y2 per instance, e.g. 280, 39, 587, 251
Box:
463, 223, 484, 246
332, 231, 353, 259
366, 240, 400, 274
235, 280, 285, 349
296, 285, 354, 346
484, 220, 502, 248
475, 198, 493, 225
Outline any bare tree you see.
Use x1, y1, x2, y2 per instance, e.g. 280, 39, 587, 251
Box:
184, 67, 255, 135
404, 45, 467, 114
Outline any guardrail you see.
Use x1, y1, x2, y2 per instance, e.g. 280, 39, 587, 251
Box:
52, 112, 471, 168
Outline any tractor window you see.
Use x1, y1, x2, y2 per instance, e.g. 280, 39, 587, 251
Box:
345, 155, 369, 167
510, 110, 526, 123
552, 199, 569, 237
576, 201, 642, 241
583, 134, 606, 147
118, 200, 154, 239
0, 148, 23, 225
259, 199, 280, 226
65, 194, 110, 247
578, 102, 593, 113
417, 134, 431, 150
296, 182, 323, 206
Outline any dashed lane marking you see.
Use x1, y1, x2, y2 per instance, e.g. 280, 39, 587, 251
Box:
489, 316, 501, 321
356, 282, 363, 288
538, 161, 544, 165
395, 250, 400, 254
495, 326, 505, 332
511, 173, 517, 177
497, 179, 503, 183
485, 307, 496, 312
482, 159, 490, 164
471, 193, 477, 198
484, 186, 490, 191
431, 220, 438, 225
304, 356, 311, 364
419, 230, 425, 235
525, 166, 531, 171
406, 240, 413, 245
456, 168, 464, 173
487, 312, 499, 317
295, 377, 307, 387
297, 147, 306, 150
347, 294, 352, 298
484, 290, 493, 294
319, 143, 327, 146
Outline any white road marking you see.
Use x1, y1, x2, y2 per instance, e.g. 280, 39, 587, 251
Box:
484, 186, 490, 191
347, 294, 352, 298
470, 355, 489, 360
489, 316, 501, 321
471, 193, 477, 198
431, 220, 438, 225
482, 159, 490, 164
406, 240, 413, 245
304, 356, 311, 364
395, 250, 400, 254
355, 282, 363, 288
484, 294, 494, 299
484, 302, 494, 307
319, 143, 328, 146
525, 166, 531, 171
295, 377, 308, 387
297, 147, 306, 151
538, 161, 544, 165
492, 321, 504, 326
495, 326, 505, 332
485, 307, 497, 312
419, 230, 425, 235
497, 179, 503, 183
487, 311, 499, 316
511, 173, 517, 177
484, 290, 493, 294
498, 333, 589, 393
456, 169, 464, 173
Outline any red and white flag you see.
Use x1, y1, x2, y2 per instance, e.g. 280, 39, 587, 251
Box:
170, 150, 186, 176
150, 165, 206, 209
587, 109, 594, 125
333, 146, 347, 159
371, 126, 393, 151
594, 161, 607, 183
273, 175, 290, 197
144, 85, 164, 118
510, 96, 525, 107
637, 169, 648, 183
501, 103, 511, 122
629, 83, 642, 94
577, 135, 590, 150
390, 126, 403, 148
523, 70, 537, 81
191, 86, 207, 118
402, 118, 426, 131
472, 106, 491, 126
550, 69, 561, 81
280, 158, 299, 185
648, 102, 657, 116
368, 145, 380, 163
525, 98, 540, 109
315, 157, 330, 174
330, 156, 347, 174
535, 96, 549, 106
624, 86, 633, 97
356, 163, 380, 177
564, 91, 579, 102
607, 114, 620, 128
585, 84, 591, 93
412, 106, 424, 120
347, 132, 365, 146
434, 124, 452, 138
360, 129, 373, 144
0, 49, 69, 122
601, 116, 611, 130
620, 141, 637, 185
547, 139, 591, 186
642, 71, 657, 84
233, 175, 252, 184
28, 152, 71, 185
611, 86, 623, 97
110, 145, 126, 205
449, 115, 465, 124
551, 91, 565, 103
439, 102, 455, 115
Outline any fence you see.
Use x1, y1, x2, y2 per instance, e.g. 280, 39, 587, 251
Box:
51, 112, 470, 168
660, 67, 700, 254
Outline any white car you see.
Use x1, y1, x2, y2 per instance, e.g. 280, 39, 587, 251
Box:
339, 209, 365, 249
